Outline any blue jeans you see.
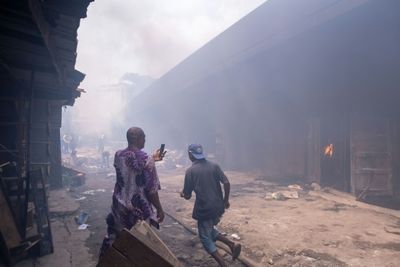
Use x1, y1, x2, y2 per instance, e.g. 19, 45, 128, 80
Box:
197, 217, 221, 253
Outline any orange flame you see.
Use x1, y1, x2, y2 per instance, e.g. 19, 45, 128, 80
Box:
324, 144, 334, 157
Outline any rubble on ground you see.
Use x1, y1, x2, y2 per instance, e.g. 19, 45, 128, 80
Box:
156, 149, 187, 170
266, 184, 303, 200
311, 182, 322, 191
62, 166, 86, 187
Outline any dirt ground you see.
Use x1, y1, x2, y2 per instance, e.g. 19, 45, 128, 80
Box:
157, 169, 400, 267
75, 171, 245, 267
11, 147, 400, 267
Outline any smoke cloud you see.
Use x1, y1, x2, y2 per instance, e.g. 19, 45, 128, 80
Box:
65, 1, 266, 143
75, 0, 266, 89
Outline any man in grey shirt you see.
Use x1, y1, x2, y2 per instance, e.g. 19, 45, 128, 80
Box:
180, 144, 241, 267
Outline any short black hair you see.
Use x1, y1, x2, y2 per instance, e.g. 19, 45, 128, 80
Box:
126, 127, 144, 144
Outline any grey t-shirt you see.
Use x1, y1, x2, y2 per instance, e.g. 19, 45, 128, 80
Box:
183, 159, 229, 221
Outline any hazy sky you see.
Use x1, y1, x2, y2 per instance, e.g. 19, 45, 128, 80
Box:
76, 0, 266, 89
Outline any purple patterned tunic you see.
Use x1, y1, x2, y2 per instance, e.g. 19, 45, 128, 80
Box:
99, 147, 160, 258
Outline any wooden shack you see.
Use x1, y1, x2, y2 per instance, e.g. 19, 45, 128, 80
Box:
0, 0, 92, 263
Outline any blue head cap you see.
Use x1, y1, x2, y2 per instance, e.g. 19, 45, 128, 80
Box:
188, 144, 205, 159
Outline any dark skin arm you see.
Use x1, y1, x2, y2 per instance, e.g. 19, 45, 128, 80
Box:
223, 181, 230, 209
147, 148, 166, 223
147, 191, 165, 223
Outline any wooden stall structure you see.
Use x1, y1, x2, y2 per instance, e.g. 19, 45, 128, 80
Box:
0, 0, 92, 264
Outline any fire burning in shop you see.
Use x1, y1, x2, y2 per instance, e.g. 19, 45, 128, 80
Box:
324, 143, 334, 158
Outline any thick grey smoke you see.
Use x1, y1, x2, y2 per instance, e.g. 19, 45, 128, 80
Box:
66, 0, 266, 142
75, 0, 266, 89
62, 73, 154, 139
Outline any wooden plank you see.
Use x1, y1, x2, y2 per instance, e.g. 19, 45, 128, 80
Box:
28, 0, 62, 79
98, 221, 183, 267
0, 185, 21, 248
0, 32, 48, 53
0, 48, 54, 70
130, 221, 182, 267
97, 246, 134, 267
112, 230, 175, 267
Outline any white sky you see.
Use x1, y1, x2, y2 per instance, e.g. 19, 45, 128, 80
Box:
76, 0, 266, 89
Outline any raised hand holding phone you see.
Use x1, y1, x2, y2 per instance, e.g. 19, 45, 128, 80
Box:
153, 144, 166, 161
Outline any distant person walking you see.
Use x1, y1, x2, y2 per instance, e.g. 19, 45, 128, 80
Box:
101, 150, 110, 169
180, 144, 241, 267
62, 134, 72, 153
99, 127, 166, 259
98, 134, 105, 153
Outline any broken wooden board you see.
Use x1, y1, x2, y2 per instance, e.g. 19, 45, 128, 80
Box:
98, 221, 183, 267
0, 185, 21, 249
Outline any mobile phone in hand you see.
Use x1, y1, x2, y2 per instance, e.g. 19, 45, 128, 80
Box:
159, 144, 165, 155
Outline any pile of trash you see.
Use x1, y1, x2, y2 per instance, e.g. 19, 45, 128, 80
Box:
62, 166, 86, 187
62, 147, 113, 172
156, 149, 187, 170
265, 182, 322, 201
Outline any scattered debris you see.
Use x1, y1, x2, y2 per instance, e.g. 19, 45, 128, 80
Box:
265, 193, 274, 200
106, 173, 115, 179
231, 233, 241, 240
78, 224, 89, 230
62, 166, 86, 187
82, 189, 106, 195
311, 182, 321, 191
74, 211, 89, 225
322, 203, 347, 212
84, 165, 101, 171
266, 190, 299, 200
288, 184, 302, 191
71, 150, 89, 167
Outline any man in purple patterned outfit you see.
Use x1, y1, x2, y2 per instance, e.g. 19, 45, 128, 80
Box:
99, 127, 165, 258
